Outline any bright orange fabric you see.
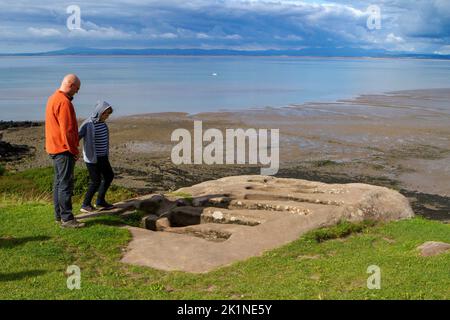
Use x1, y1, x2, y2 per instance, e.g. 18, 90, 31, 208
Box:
45, 90, 79, 156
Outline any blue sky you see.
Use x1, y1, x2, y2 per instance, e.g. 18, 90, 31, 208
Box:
0, 0, 449, 54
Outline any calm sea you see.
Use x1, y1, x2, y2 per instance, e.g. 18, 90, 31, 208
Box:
1, 56, 450, 120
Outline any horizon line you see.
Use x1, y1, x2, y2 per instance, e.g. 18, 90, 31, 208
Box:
1, 47, 449, 59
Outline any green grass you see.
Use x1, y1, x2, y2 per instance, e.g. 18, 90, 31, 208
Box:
166, 191, 193, 205
305, 220, 377, 243
117, 210, 149, 227
0, 166, 136, 206
0, 201, 448, 299
0, 167, 448, 299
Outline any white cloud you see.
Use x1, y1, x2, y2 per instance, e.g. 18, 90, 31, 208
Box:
196, 32, 211, 39
28, 27, 61, 37
386, 33, 404, 43
224, 34, 242, 40
156, 32, 179, 39
0, 0, 447, 53
434, 45, 450, 55
67, 21, 133, 39
274, 34, 303, 41
196, 32, 242, 40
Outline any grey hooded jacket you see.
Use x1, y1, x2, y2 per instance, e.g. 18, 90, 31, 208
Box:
78, 101, 112, 164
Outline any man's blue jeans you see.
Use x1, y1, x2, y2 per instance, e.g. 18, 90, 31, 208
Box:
51, 152, 75, 222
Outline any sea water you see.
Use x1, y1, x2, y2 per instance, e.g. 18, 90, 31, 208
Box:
1, 55, 449, 120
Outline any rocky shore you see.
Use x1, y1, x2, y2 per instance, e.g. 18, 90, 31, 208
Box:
0, 121, 40, 162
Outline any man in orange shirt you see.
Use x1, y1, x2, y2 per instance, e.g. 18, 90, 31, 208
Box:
45, 74, 85, 228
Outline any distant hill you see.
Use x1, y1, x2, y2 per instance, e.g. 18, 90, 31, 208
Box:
2, 47, 450, 59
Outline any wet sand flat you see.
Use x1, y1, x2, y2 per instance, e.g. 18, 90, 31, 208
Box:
2, 88, 450, 204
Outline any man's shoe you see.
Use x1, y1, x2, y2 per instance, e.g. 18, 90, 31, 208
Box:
80, 205, 96, 213
95, 202, 115, 210
55, 219, 62, 225
61, 219, 86, 228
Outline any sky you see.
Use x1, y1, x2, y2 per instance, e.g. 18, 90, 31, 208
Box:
0, 0, 449, 54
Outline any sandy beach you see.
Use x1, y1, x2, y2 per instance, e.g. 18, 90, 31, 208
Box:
2, 88, 450, 221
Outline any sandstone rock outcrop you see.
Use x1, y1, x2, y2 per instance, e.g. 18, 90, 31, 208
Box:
79, 175, 414, 273
417, 241, 450, 257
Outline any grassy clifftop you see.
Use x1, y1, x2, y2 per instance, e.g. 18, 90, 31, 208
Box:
0, 167, 449, 299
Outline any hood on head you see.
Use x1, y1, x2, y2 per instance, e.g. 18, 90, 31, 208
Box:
90, 100, 112, 122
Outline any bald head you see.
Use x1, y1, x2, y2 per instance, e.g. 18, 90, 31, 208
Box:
59, 74, 81, 97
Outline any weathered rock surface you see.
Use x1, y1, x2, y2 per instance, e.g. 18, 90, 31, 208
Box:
101, 175, 415, 273
0, 139, 32, 161
417, 241, 450, 257
0, 122, 39, 162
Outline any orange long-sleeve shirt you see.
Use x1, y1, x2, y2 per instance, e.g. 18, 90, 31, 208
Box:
45, 90, 79, 156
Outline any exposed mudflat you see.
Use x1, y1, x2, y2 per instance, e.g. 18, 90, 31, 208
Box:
2, 89, 449, 222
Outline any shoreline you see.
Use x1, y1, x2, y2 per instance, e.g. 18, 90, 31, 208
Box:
3, 87, 450, 123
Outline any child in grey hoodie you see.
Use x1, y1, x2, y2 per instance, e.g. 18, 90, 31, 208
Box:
78, 101, 115, 212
